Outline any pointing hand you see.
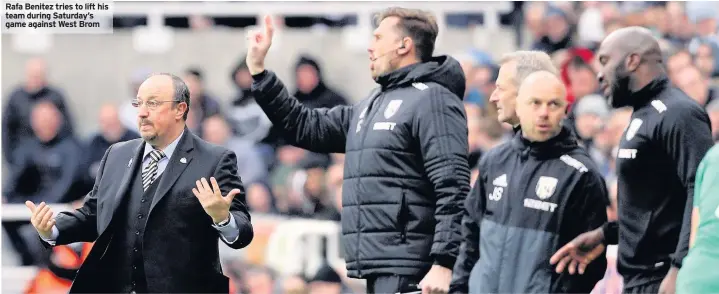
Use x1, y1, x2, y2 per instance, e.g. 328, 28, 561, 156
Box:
246, 15, 275, 75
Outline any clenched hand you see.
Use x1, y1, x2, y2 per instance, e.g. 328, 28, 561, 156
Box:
26, 201, 55, 239
192, 177, 241, 224
419, 265, 452, 294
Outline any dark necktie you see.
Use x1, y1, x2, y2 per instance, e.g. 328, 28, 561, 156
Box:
142, 149, 165, 191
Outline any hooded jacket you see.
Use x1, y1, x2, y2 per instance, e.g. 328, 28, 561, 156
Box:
251, 56, 471, 278
451, 125, 608, 293
293, 55, 349, 109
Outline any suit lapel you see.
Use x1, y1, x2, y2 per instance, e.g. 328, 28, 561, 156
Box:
111, 141, 145, 216
149, 130, 195, 215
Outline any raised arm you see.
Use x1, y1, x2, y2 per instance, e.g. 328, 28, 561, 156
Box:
251, 70, 353, 153
245, 15, 352, 153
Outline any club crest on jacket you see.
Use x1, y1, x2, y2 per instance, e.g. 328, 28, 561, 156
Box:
535, 176, 558, 200
384, 100, 403, 119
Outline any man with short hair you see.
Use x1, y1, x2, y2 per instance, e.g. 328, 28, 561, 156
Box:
451, 71, 608, 293
26, 73, 254, 293
551, 26, 714, 294
489, 51, 559, 128
245, 8, 471, 293
450, 50, 560, 291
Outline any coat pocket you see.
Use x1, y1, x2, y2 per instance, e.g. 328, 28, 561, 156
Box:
396, 189, 409, 243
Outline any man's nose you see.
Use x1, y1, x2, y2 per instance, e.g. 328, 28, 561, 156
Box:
538, 105, 550, 117
597, 72, 604, 84
137, 106, 149, 117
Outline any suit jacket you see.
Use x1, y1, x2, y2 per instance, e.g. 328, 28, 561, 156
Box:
51, 129, 254, 293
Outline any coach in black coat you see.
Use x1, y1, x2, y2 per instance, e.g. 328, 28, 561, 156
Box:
26, 73, 254, 293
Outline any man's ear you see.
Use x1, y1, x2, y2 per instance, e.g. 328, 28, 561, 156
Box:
177, 102, 188, 120
625, 53, 641, 72
397, 37, 412, 55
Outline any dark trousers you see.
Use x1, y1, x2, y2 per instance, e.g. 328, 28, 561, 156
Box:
623, 280, 662, 294
366, 275, 422, 294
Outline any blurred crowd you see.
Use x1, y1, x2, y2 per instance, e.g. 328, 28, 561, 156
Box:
3, 1, 719, 294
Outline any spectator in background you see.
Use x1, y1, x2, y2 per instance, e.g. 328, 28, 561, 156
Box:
241, 266, 276, 294
118, 68, 152, 132
693, 42, 718, 78
603, 17, 624, 37
590, 108, 633, 181
674, 65, 717, 107
182, 67, 222, 135
293, 55, 349, 109
469, 117, 506, 186
456, 53, 480, 105
532, 5, 574, 54
228, 56, 275, 146
465, 103, 483, 171
576, 1, 610, 50
245, 181, 277, 214
567, 56, 600, 101
5, 101, 83, 204
3, 101, 84, 266
281, 275, 308, 294
573, 94, 611, 149
3, 58, 74, 168
686, 2, 718, 40
308, 264, 343, 294
202, 115, 268, 185
84, 103, 140, 191
295, 153, 339, 221
667, 49, 693, 83
665, 2, 695, 48
456, 50, 497, 111
524, 2, 547, 41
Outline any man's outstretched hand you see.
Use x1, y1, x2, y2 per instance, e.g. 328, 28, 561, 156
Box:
550, 228, 606, 275
26, 201, 55, 239
192, 177, 242, 224
246, 15, 274, 75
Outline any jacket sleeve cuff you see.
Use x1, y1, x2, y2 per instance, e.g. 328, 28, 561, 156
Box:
602, 221, 618, 245
251, 70, 268, 82
433, 255, 456, 270
670, 254, 685, 269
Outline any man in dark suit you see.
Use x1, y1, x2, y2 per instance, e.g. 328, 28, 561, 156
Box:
25, 73, 254, 293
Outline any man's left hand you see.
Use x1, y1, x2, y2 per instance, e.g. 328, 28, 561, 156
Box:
192, 177, 241, 224
659, 266, 678, 294
419, 265, 451, 294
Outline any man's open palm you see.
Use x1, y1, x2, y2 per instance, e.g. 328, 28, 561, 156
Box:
192, 177, 241, 224
550, 229, 605, 275
246, 15, 274, 75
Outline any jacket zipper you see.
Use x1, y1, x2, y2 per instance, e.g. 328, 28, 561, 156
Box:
399, 190, 407, 243
355, 92, 385, 276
